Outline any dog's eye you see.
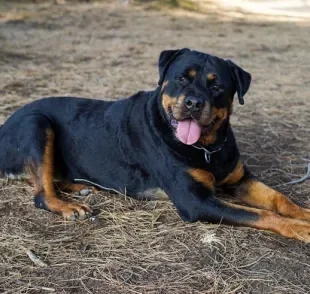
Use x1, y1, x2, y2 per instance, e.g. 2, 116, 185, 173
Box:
211, 86, 221, 94
177, 76, 187, 83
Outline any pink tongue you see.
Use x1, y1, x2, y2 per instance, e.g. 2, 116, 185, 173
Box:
176, 119, 202, 145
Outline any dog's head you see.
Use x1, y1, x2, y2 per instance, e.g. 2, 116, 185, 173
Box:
158, 48, 251, 145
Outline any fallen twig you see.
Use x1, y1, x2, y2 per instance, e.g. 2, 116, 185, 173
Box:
286, 163, 310, 185
24, 248, 48, 267
41, 287, 56, 292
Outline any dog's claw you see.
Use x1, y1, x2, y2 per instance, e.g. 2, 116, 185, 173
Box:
79, 188, 93, 196
60, 202, 92, 221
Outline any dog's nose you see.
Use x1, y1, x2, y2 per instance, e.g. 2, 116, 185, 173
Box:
184, 96, 205, 111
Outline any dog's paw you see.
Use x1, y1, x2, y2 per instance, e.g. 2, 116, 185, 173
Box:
281, 220, 310, 242
60, 203, 93, 221
79, 188, 94, 196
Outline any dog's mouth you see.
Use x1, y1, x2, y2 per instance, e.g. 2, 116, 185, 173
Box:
170, 113, 216, 145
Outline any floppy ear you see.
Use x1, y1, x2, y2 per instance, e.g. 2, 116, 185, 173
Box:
158, 48, 190, 86
226, 60, 251, 105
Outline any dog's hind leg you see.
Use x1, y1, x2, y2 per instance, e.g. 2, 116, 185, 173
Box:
30, 128, 92, 220
0, 114, 93, 220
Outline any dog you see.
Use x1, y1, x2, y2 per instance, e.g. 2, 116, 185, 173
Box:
1, 48, 309, 242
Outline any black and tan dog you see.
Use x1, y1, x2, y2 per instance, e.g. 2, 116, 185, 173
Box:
1, 48, 309, 241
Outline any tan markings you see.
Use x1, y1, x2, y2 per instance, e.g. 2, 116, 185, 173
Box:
224, 201, 310, 242
162, 94, 177, 114
32, 129, 92, 220
212, 108, 228, 121
236, 179, 310, 221
207, 73, 216, 80
55, 181, 97, 193
161, 80, 168, 91
171, 94, 186, 118
220, 160, 244, 185
24, 163, 41, 195
188, 69, 196, 78
199, 107, 229, 145
42, 129, 55, 198
189, 168, 215, 190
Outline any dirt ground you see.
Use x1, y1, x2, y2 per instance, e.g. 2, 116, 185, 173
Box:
0, 1, 310, 293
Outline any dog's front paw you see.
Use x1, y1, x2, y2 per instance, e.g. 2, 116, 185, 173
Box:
60, 202, 93, 221
280, 220, 310, 242
34, 193, 93, 220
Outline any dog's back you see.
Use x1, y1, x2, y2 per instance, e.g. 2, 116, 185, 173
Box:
0, 97, 114, 176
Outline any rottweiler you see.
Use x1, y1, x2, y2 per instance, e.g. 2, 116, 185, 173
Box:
1, 48, 310, 242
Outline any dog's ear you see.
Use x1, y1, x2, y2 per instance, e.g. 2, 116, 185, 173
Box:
226, 60, 251, 105
158, 48, 190, 86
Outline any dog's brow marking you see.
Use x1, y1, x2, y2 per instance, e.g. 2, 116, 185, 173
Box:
207, 73, 216, 80
188, 69, 196, 78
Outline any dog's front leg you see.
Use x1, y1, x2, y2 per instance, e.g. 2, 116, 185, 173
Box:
220, 160, 310, 222
164, 168, 310, 242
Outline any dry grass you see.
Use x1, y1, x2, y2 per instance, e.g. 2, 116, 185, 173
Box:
0, 1, 310, 293
134, 0, 199, 11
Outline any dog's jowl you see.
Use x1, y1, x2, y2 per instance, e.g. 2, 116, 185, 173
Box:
0, 48, 309, 241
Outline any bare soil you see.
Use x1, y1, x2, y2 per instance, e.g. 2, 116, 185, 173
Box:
0, 1, 309, 293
